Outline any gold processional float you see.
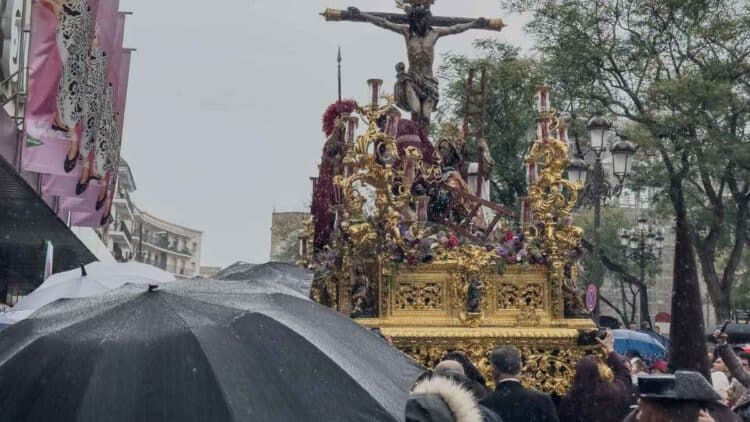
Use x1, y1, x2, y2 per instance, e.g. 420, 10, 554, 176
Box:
302, 1, 599, 395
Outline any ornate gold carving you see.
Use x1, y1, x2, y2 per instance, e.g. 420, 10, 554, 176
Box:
391, 332, 597, 395
498, 282, 543, 309
395, 282, 443, 311
516, 304, 542, 327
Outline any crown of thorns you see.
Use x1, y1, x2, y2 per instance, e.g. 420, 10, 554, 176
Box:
396, 0, 435, 10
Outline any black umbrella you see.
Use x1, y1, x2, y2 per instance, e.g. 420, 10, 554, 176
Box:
216, 261, 313, 297
0, 279, 422, 422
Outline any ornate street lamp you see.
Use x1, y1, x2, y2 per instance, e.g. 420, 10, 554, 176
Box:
567, 157, 589, 187
568, 114, 637, 325
587, 115, 612, 153
620, 217, 664, 327
611, 138, 637, 185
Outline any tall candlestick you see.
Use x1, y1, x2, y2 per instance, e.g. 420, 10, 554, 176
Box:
537, 118, 549, 142
536, 85, 550, 113
526, 161, 538, 186
345, 116, 358, 144
367, 78, 383, 108
385, 111, 401, 137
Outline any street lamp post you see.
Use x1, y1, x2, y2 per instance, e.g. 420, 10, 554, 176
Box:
567, 115, 636, 325
620, 220, 664, 327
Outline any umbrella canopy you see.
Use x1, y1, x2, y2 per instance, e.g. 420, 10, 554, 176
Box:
613, 329, 668, 362
0, 262, 175, 325
217, 261, 313, 297
0, 279, 422, 421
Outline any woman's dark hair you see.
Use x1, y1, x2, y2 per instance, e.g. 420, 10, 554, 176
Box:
442, 351, 487, 388
558, 355, 629, 422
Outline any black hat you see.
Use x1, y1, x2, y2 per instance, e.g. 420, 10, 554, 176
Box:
637, 371, 721, 402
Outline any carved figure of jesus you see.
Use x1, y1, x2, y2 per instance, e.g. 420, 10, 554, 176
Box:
347, 5, 487, 130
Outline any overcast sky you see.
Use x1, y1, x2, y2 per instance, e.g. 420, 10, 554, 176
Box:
119, 0, 532, 268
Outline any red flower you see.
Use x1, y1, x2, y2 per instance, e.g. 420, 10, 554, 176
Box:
504, 230, 515, 242
447, 235, 460, 248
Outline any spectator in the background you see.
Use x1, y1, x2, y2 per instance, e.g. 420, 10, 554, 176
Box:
432, 361, 501, 422
652, 360, 669, 374
623, 371, 739, 422
480, 345, 559, 422
442, 352, 488, 399
715, 331, 750, 421
727, 353, 750, 409
713, 357, 732, 401
406, 371, 489, 422
557, 331, 635, 422
631, 357, 649, 385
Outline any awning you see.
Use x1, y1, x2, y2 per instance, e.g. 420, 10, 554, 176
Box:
0, 154, 97, 300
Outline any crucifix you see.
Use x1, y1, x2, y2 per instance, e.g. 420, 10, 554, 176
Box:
321, 0, 504, 132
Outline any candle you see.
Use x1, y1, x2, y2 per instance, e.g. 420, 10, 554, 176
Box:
536, 85, 550, 113
522, 199, 532, 226
367, 79, 383, 108
526, 162, 538, 185
538, 118, 549, 142
345, 116, 358, 144
385, 111, 401, 137
415, 196, 430, 222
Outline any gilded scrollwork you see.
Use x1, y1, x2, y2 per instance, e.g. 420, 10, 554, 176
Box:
395, 336, 597, 396
395, 282, 443, 311
497, 282, 543, 309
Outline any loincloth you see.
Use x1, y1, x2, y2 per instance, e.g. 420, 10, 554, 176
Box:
395, 63, 439, 111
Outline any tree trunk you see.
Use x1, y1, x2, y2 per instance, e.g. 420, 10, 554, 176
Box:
668, 178, 710, 379
713, 289, 732, 325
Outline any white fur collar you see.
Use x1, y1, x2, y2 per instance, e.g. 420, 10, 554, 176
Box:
411, 376, 484, 422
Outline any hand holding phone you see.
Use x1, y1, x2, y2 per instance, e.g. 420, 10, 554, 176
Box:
713, 320, 731, 345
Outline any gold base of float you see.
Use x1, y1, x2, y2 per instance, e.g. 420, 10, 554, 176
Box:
352, 263, 596, 395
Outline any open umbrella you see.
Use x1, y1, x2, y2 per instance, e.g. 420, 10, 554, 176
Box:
0, 262, 175, 325
216, 261, 313, 297
613, 329, 668, 362
0, 279, 422, 421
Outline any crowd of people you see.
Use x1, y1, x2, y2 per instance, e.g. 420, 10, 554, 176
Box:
404, 330, 750, 422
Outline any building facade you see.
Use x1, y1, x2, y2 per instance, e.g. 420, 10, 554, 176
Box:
132, 209, 202, 278
98, 159, 203, 278
269, 212, 309, 264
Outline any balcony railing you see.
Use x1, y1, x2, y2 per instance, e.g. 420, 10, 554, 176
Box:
114, 191, 135, 217
111, 220, 132, 244
140, 235, 196, 257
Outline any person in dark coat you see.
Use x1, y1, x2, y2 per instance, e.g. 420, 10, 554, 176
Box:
557, 331, 634, 422
622, 370, 740, 422
406, 374, 491, 422
433, 361, 502, 422
479, 345, 559, 422
441, 352, 489, 400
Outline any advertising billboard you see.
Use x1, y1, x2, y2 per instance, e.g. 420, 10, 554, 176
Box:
22, 0, 130, 227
